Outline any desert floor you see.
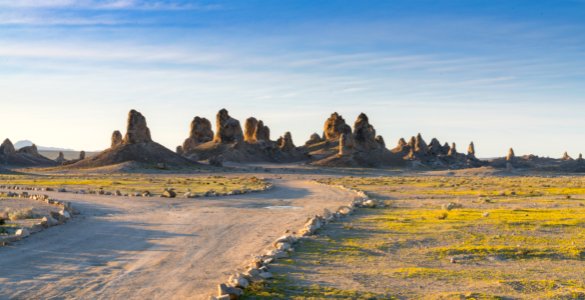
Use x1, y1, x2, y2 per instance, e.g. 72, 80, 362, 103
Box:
0, 171, 357, 300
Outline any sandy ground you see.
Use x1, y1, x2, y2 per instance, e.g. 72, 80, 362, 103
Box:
0, 176, 355, 299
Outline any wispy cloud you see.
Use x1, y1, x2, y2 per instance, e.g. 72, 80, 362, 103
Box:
0, 0, 219, 10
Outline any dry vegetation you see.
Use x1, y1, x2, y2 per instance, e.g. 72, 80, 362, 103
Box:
0, 174, 268, 196
244, 176, 585, 299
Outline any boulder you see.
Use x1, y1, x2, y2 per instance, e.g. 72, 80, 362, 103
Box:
217, 283, 243, 299
123, 110, 152, 144
111, 130, 123, 147
323, 112, 351, 140
214, 109, 244, 143
162, 189, 177, 198
15, 228, 30, 237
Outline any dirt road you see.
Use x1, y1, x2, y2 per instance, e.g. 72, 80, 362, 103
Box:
0, 177, 354, 299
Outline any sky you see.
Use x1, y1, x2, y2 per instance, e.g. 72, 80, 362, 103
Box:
1, 0, 584, 158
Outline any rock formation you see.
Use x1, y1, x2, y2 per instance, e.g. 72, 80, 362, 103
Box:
562, 151, 572, 161
0, 139, 16, 155
428, 138, 442, 156
66, 109, 194, 169
506, 148, 515, 161
55, 152, 66, 164
338, 133, 354, 156
123, 110, 152, 144
352, 113, 379, 151
468, 142, 476, 157
277, 132, 296, 152
254, 120, 270, 142
244, 117, 258, 143
111, 131, 123, 148
305, 133, 322, 146
323, 113, 351, 140
0, 138, 55, 167
79, 151, 86, 160
18, 144, 40, 156
183, 117, 213, 152
214, 109, 243, 143
448, 143, 457, 156
375, 136, 385, 148
415, 133, 428, 154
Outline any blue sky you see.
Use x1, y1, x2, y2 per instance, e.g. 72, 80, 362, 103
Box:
1, 0, 584, 157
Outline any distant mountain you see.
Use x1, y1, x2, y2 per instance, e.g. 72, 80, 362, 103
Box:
14, 140, 75, 152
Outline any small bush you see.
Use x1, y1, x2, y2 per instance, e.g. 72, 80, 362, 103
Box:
7, 208, 34, 221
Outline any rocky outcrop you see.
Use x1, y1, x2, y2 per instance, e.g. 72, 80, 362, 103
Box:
55, 152, 66, 164
506, 148, 515, 161
0, 139, 55, 167
244, 117, 258, 143
18, 144, 40, 156
277, 132, 295, 152
323, 113, 351, 140
123, 110, 152, 144
352, 113, 379, 151
111, 131, 123, 148
447, 143, 457, 156
0, 139, 16, 155
183, 117, 214, 152
428, 138, 442, 156
562, 151, 572, 161
254, 120, 270, 142
79, 151, 86, 160
305, 133, 322, 146
214, 109, 243, 143
468, 142, 476, 157
65, 110, 194, 169
338, 133, 354, 156
415, 133, 428, 154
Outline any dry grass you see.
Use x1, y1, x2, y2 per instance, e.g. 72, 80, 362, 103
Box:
0, 174, 268, 196
245, 176, 585, 299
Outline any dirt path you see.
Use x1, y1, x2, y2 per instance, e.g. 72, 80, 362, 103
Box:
0, 177, 354, 299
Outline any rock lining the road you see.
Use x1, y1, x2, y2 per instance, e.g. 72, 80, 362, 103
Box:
0, 189, 77, 246
212, 182, 384, 299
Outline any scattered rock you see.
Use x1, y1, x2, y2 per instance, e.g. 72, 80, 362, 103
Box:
162, 189, 176, 198
15, 228, 30, 237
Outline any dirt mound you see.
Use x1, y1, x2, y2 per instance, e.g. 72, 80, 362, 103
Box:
66, 110, 195, 169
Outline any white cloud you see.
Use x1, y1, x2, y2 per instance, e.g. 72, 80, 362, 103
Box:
0, 0, 218, 10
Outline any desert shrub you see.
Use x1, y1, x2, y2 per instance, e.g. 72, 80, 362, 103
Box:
7, 208, 34, 221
